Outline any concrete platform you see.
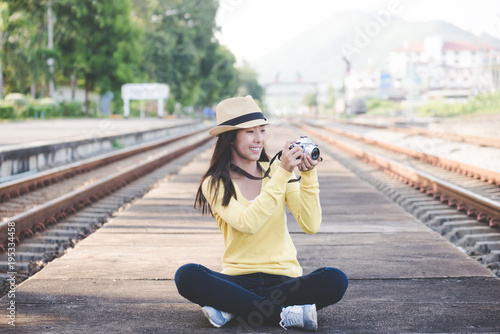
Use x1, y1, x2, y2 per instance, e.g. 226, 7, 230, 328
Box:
0, 118, 198, 146
1, 125, 499, 333
0, 118, 204, 181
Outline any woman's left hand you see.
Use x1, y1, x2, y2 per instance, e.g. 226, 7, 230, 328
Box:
298, 154, 320, 172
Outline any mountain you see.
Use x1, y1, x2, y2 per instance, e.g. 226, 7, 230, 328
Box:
251, 11, 500, 85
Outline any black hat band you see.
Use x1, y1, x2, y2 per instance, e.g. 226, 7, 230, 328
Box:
219, 112, 266, 126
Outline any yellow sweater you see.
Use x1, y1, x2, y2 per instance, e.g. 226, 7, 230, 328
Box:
202, 161, 321, 277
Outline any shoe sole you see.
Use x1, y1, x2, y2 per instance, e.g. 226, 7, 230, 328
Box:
306, 304, 318, 331
202, 307, 223, 328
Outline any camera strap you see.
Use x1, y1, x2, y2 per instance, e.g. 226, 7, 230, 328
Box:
230, 151, 301, 183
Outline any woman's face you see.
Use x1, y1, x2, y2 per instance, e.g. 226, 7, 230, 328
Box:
231, 125, 267, 163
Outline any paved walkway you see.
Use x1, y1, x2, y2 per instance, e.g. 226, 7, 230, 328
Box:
1, 125, 499, 333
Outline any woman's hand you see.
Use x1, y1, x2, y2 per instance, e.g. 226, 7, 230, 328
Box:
280, 140, 303, 173
298, 153, 319, 172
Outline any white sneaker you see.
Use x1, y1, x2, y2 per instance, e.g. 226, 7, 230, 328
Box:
279, 304, 317, 331
201, 306, 236, 327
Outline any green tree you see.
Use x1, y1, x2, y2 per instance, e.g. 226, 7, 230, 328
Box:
1, 0, 56, 98
0, 2, 7, 99
303, 93, 317, 110
0, 2, 30, 98
237, 61, 264, 101
197, 43, 238, 108
55, 0, 142, 115
135, 0, 238, 110
26, 47, 61, 99
138, 0, 216, 106
1, 0, 242, 118
322, 85, 336, 110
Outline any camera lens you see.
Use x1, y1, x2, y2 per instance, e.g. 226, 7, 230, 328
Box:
310, 147, 320, 160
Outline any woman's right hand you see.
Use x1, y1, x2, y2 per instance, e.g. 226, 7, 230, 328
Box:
280, 140, 303, 173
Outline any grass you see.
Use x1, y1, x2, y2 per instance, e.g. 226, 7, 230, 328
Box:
415, 92, 500, 118
365, 92, 500, 118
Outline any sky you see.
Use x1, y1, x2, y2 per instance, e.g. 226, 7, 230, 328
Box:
216, 0, 500, 63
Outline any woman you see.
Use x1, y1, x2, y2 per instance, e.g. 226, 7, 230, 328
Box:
175, 96, 348, 331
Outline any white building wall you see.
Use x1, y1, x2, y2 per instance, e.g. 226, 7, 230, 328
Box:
347, 36, 499, 100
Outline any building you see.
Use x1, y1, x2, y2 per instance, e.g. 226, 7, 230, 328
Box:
386, 36, 500, 100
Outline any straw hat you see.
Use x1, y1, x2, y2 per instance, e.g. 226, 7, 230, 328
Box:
209, 96, 270, 136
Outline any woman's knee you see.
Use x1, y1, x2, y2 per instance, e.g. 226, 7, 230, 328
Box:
327, 267, 348, 288
320, 267, 349, 302
174, 263, 200, 295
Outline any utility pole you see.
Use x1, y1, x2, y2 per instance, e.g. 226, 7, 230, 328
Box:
0, 54, 3, 100
47, 0, 55, 98
0, 2, 6, 100
343, 57, 351, 115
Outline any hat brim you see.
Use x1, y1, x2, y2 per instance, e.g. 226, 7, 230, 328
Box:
208, 119, 271, 136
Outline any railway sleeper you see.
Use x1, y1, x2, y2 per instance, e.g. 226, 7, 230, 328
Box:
385, 190, 423, 202
473, 239, 500, 254
445, 226, 496, 243
395, 195, 436, 208
40, 228, 84, 238
0, 260, 32, 272
387, 191, 431, 204
63, 215, 102, 224
72, 209, 113, 217
54, 223, 99, 232
14, 242, 59, 253
426, 215, 473, 228
438, 220, 485, 235
482, 250, 500, 268
85, 203, 124, 210
419, 208, 466, 223
0, 251, 44, 262
414, 207, 456, 222
22, 235, 75, 245
459, 233, 500, 249
96, 197, 135, 204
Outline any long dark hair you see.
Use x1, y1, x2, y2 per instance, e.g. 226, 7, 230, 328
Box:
194, 130, 270, 215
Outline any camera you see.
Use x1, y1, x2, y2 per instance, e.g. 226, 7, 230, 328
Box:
289, 136, 320, 161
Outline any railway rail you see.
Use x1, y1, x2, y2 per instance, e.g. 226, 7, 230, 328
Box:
0, 126, 214, 282
295, 121, 500, 276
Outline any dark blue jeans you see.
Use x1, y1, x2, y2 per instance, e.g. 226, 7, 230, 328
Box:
175, 263, 348, 327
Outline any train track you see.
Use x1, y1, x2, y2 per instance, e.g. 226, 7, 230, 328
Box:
337, 118, 500, 149
295, 121, 500, 276
0, 127, 215, 291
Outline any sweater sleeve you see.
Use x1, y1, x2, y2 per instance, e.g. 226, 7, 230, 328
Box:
202, 166, 293, 235
285, 168, 322, 234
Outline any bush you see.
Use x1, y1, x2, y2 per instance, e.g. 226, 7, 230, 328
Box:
0, 102, 15, 119
38, 97, 58, 109
19, 99, 85, 118
5, 93, 29, 117
60, 101, 85, 117
22, 98, 60, 118
24, 104, 45, 118
4, 93, 29, 106
366, 98, 398, 116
